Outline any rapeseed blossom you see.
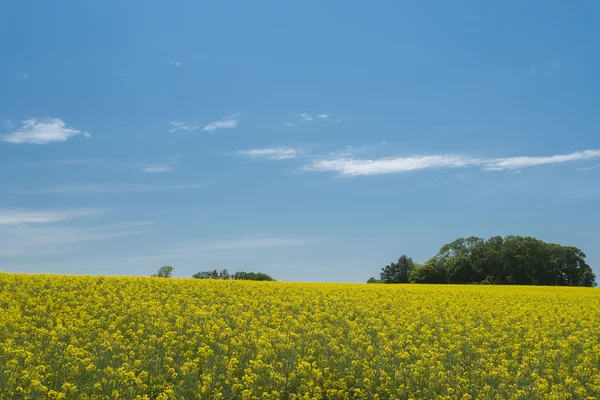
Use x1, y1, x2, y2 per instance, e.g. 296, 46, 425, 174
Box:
0, 274, 599, 399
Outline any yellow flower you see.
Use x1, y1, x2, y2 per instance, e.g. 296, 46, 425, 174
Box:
1, 274, 600, 398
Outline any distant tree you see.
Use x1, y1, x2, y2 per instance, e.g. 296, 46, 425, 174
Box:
191, 269, 274, 281
432, 237, 486, 284
366, 277, 382, 284
546, 244, 596, 287
380, 255, 415, 283
219, 269, 231, 280
400, 236, 595, 287
408, 260, 441, 283
153, 265, 173, 278
192, 270, 221, 279
232, 271, 275, 281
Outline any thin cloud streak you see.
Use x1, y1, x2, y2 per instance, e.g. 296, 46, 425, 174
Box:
137, 156, 180, 173
139, 165, 174, 173
483, 150, 600, 171
301, 113, 332, 121
235, 148, 299, 160
0, 209, 106, 225
139, 155, 180, 173
203, 114, 239, 133
304, 149, 600, 177
105, 156, 181, 173
305, 155, 481, 177
169, 121, 200, 133
23, 157, 178, 173
1, 118, 90, 144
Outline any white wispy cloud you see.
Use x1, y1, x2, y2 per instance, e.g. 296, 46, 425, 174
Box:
22, 157, 179, 173
139, 165, 174, 173
107, 155, 180, 173
170, 61, 182, 67
16, 73, 28, 80
1, 118, 91, 145
300, 113, 333, 122
202, 114, 239, 133
283, 122, 295, 127
11, 182, 211, 194
482, 150, 600, 171
305, 155, 481, 177
235, 147, 299, 160
0, 209, 105, 225
138, 156, 180, 173
303, 149, 600, 177
169, 121, 200, 133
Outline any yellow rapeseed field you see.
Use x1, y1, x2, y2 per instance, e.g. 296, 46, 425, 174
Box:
1, 274, 599, 399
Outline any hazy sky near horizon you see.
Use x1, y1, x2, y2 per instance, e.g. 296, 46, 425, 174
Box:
1, 0, 599, 282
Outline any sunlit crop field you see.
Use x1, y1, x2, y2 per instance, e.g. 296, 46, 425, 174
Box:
1, 274, 600, 399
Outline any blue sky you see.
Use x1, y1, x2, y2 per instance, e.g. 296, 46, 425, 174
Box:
1, 0, 599, 282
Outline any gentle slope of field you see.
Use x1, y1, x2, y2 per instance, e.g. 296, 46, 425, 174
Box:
1, 274, 599, 399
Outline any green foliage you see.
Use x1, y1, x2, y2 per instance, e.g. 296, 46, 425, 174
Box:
380, 255, 415, 283
380, 236, 596, 287
192, 269, 275, 281
366, 277, 383, 284
408, 261, 441, 284
232, 271, 275, 281
192, 269, 231, 280
153, 265, 173, 278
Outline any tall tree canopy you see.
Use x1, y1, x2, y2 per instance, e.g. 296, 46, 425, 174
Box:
380, 255, 415, 283
372, 236, 596, 287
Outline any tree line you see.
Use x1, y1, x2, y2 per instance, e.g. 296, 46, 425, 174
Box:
369, 235, 596, 287
192, 269, 275, 281
152, 266, 275, 281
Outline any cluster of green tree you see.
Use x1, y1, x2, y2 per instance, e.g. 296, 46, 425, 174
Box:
368, 236, 596, 287
152, 266, 274, 281
192, 269, 275, 281
152, 265, 174, 278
